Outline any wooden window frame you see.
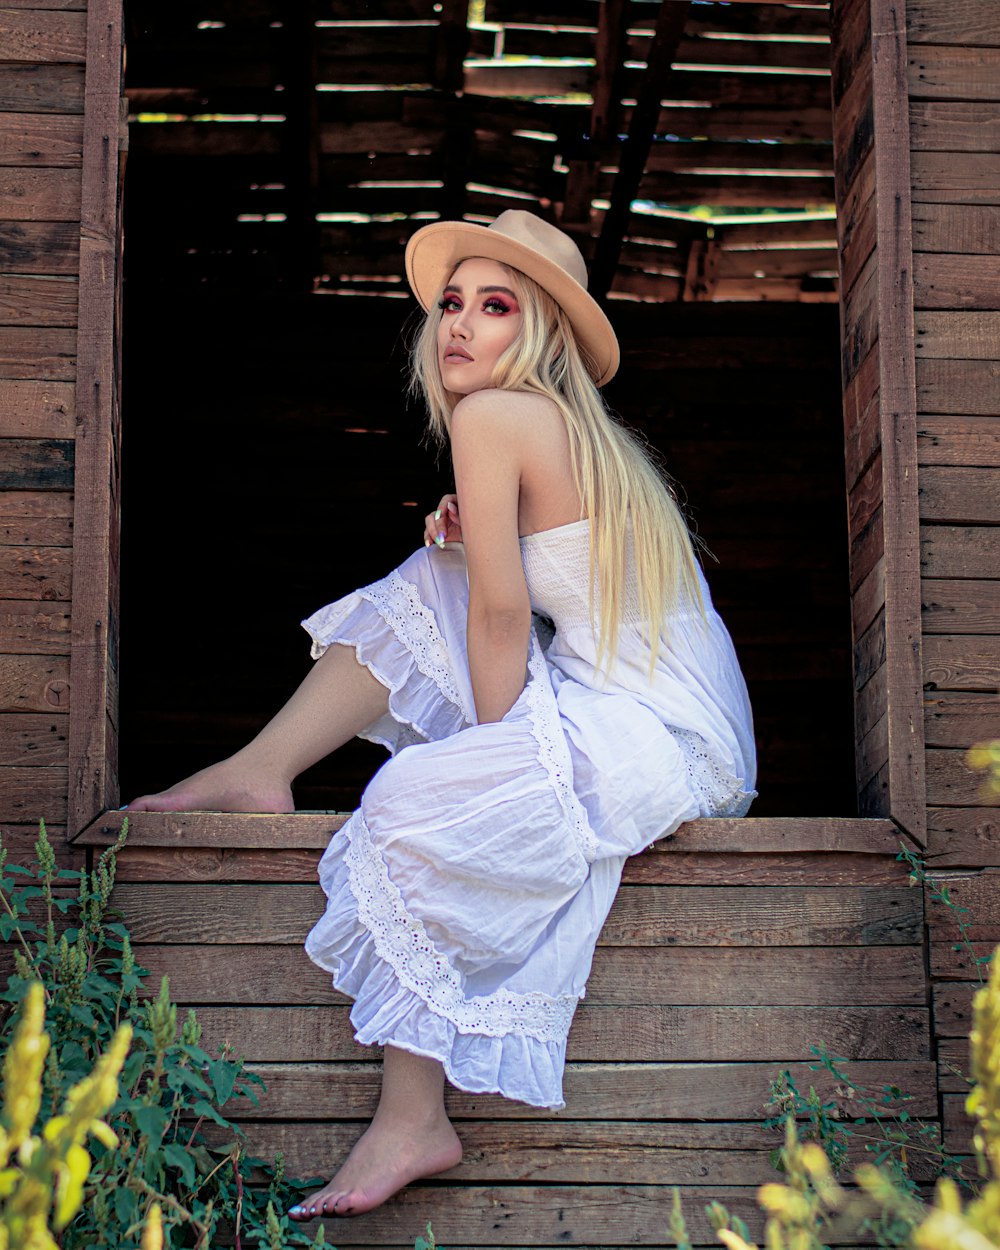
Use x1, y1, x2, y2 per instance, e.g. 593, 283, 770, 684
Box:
68, 0, 927, 847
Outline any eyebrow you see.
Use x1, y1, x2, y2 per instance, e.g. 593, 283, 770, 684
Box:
442, 283, 519, 299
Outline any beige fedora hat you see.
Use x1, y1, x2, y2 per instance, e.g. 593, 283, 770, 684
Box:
404, 209, 620, 386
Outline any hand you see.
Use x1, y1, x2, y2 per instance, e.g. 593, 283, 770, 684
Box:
424, 493, 463, 548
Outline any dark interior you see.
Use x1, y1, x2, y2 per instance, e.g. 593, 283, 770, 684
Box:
118, 0, 854, 816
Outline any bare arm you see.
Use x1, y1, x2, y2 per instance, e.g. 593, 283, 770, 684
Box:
450, 391, 532, 724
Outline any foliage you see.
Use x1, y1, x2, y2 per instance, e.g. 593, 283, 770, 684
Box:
0, 821, 340, 1248
671, 947, 1000, 1250
897, 842, 992, 986
0, 980, 131, 1250
764, 1044, 969, 1193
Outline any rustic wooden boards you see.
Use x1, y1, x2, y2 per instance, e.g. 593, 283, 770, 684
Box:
906, 0, 1000, 872
832, 0, 928, 837
101, 814, 932, 1247
0, 7, 86, 837
121, 1, 837, 300
95, 815, 930, 1245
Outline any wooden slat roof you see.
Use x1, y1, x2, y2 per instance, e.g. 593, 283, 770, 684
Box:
124, 0, 837, 301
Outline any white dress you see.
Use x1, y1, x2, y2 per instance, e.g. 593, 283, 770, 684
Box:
301, 519, 756, 1109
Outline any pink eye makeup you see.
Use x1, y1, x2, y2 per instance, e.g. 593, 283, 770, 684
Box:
438, 287, 519, 315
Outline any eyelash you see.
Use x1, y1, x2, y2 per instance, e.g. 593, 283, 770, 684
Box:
438, 296, 512, 314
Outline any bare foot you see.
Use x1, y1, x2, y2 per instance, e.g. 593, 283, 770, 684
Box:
287, 1111, 462, 1220
126, 755, 294, 814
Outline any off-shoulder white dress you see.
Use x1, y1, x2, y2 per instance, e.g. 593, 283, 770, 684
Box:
301, 519, 756, 1109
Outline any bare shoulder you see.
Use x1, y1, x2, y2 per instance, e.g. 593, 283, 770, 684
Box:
451, 388, 562, 440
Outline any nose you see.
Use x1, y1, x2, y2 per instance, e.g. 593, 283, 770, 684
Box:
450, 307, 472, 338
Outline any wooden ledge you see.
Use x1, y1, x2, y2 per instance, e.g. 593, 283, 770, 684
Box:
73, 812, 908, 855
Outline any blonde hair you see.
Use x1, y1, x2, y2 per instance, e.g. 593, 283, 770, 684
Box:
407, 259, 705, 676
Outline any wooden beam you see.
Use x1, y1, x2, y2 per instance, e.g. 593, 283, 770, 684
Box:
590, 0, 693, 300
68, 0, 125, 835
871, 0, 927, 843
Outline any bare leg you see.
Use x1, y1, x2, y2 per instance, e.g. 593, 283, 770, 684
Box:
127, 644, 390, 812
288, 1046, 462, 1220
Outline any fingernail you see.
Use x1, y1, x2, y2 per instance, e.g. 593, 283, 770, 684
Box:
425, 537, 432, 547
434, 508, 442, 521
435, 533, 446, 548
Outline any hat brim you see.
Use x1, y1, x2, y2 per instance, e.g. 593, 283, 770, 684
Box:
404, 220, 620, 387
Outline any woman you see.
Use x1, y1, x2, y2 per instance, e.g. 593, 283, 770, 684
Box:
128, 210, 757, 1220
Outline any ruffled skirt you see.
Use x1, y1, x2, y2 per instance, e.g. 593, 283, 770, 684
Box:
301, 546, 708, 1109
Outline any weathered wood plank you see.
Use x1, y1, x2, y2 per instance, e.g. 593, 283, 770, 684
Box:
0, 439, 73, 489
852, 556, 885, 642
869, 0, 926, 844
241, 1119, 783, 1187
914, 254, 1000, 308
0, 545, 72, 599
934, 983, 977, 1038
0, 601, 71, 653
113, 846, 914, 888
842, 342, 880, 491
938, 1038, 970, 1091
943, 1092, 975, 1156
925, 748, 993, 806
910, 101, 1000, 153
0, 110, 82, 166
912, 203, 1000, 254
930, 940, 995, 979
0, 712, 67, 765
110, 882, 923, 947
192, 1004, 931, 1063
0, 221, 79, 274
922, 580, 1000, 634
912, 153, 1000, 206
915, 314, 1000, 361
235, 1057, 938, 1122
0, 764, 67, 821
0, 489, 72, 518
0, 168, 80, 219
0, 274, 77, 328
132, 944, 928, 1007
928, 807, 1000, 866
922, 524, 1000, 576
837, 146, 876, 300
0, 64, 84, 114
0, 653, 69, 712
924, 691, 1000, 747
78, 811, 905, 854
0, 330, 76, 381
919, 467, 1000, 524
0, 514, 71, 545
925, 869, 1000, 935
0, 380, 74, 436
0, 822, 79, 869
0, 8, 86, 62
909, 46, 1000, 102
840, 247, 878, 385
918, 360, 1000, 415
923, 635, 1000, 691
854, 604, 885, 692
906, 0, 1000, 47
68, 0, 125, 835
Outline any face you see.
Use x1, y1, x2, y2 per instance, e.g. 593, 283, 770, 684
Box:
436, 257, 523, 396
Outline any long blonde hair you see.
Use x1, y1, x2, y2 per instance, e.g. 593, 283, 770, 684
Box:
407, 259, 705, 675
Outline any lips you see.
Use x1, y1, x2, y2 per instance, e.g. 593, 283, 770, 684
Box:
444, 346, 473, 362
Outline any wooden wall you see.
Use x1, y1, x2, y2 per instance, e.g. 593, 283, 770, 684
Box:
906, 0, 1000, 1164
831, 0, 926, 834
80, 810, 933, 1248
0, 3, 88, 870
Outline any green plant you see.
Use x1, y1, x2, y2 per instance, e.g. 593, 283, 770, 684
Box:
897, 841, 992, 986
764, 1044, 969, 1192
671, 948, 1000, 1250
0, 821, 334, 1247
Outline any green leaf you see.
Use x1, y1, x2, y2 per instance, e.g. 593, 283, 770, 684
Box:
133, 1102, 168, 1150
207, 1056, 239, 1106
193, 1098, 240, 1130
114, 1184, 139, 1227
164, 1141, 197, 1188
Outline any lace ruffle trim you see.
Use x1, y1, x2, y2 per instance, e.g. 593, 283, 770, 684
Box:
522, 635, 601, 864
670, 726, 757, 817
360, 571, 474, 724
344, 811, 581, 1043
